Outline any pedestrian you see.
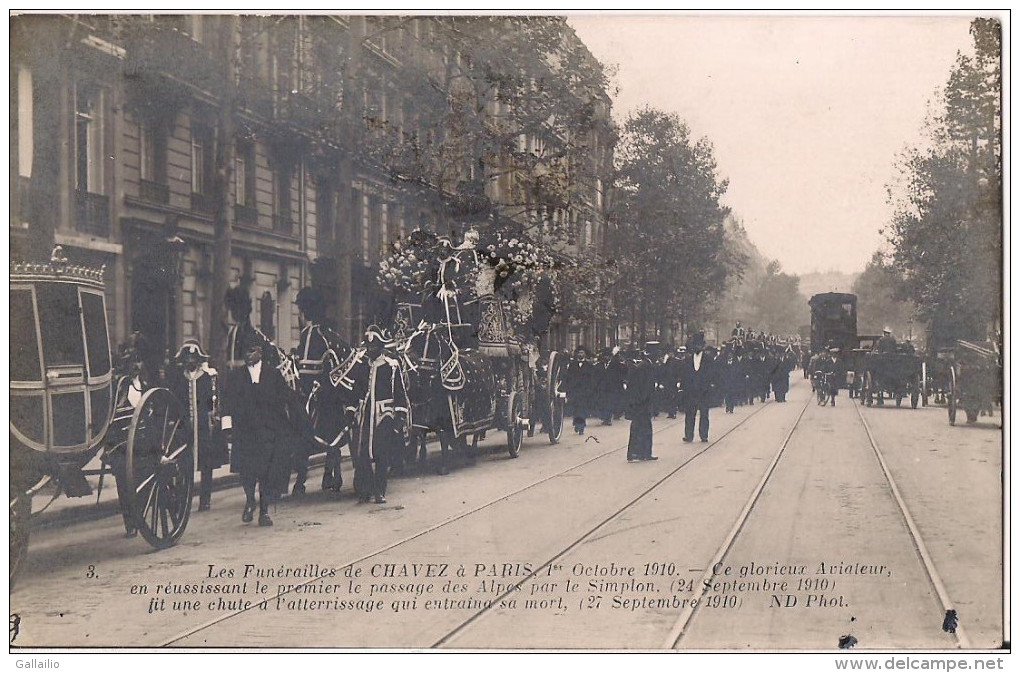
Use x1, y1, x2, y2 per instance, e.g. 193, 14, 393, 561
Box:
562, 345, 594, 434
221, 336, 294, 527
770, 346, 795, 403
168, 339, 228, 512
347, 325, 410, 505
822, 347, 844, 406
721, 343, 745, 413
625, 353, 657, 462
681, 332, 716, 443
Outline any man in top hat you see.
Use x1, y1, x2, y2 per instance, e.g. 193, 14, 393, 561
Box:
168, 339, 228, 512
562, 345, 596, 435
346, 325, 409, 505
680, 332, 716, 443
876, 326, 897, 354
221, 335, 295, 526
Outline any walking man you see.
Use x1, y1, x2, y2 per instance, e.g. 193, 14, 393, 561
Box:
681, 332, 716, 443
222, 337, 294, 527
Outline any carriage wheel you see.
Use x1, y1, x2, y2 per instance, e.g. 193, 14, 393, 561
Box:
548, 394, 565, 444
10, 492, 31, 585
506, 392, 524, 459
948, 367, 958, 426
125, 388, 194, 549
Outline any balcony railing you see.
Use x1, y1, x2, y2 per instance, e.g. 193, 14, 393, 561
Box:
273, 214, 294, 234
234, 203, 258, 226
122, 21, 225, 92
74, 190, 111, 237
191, 191, 215, 214
140, 179, 170, 204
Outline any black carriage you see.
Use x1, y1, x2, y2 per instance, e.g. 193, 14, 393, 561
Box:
860, 346, 925, 408
942, 340, 1001, 426
11, 255, 193, 582
808, 292, 858, 355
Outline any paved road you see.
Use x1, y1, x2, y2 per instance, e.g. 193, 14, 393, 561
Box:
10, 377, 1003, 650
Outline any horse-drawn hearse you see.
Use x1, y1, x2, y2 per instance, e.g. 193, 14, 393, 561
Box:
11, 250, 195, 582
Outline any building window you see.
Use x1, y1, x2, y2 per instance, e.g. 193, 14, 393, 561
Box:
235, 141, 255, 206
274, 166, 293, 233
139, 118, 169, 203
191, 124, 212, 195
74, 82, 104, 194
17, 66, 33, 179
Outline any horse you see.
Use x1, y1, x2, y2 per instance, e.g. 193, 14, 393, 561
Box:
401, 323, 496, 475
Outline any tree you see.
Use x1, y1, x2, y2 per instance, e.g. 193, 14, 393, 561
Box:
610, 107, 731, 343
885, 18, 1001, 347
852, 251, 917, 340
747, 260, 808, 335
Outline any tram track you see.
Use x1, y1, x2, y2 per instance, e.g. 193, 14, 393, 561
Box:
430, 396, 782, 648
850, 397, 971, 649
660, 392, 968, 649
162, 405, 773, 646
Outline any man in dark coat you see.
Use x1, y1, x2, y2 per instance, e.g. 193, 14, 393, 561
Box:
562, 345, 595, 435
680, 332, 716, 443
720, 344, 746, 413
625, 353, 657, 461
770, 346, 795, 403
168, 340, 227, 512
222, 337, 295, 527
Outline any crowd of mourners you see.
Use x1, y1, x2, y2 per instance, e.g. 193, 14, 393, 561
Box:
558, 324, 803, 461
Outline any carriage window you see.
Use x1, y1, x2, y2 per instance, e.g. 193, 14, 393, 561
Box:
36, 284, 86, 367
10, 288, 41, 381
81, 291, 112, 377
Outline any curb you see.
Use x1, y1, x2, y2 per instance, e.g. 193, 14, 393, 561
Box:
30, 453, 335, 532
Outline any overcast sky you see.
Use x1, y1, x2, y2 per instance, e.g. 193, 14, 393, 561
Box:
568, 13, 976, 275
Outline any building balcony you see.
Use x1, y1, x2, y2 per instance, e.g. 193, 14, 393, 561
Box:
273, 91, 323, 130
191, 191, 215, 214
74, 190, 111, 238
122, 21, 225, 93
139, 179, 170, 205
272, 214, 294, 234
234, 203, 258, 227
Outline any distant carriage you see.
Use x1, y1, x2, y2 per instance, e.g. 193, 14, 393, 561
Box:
11, 254, 195, 582
860, 346, 926, 409
808, 292, 858, 355
941, 340, 1001, 426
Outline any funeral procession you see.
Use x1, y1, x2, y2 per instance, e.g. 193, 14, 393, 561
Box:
9, 15, 1004, 652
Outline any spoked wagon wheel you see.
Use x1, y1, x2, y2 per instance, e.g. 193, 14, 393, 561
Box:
546, 351, 565, 444
948, 367, 958, 426
125, 388, 194, 549
10, 492, 31, 585
548, 393, 565, 444
506, 392, 524, 459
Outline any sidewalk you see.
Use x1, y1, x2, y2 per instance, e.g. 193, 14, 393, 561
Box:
29, 451, 335, 531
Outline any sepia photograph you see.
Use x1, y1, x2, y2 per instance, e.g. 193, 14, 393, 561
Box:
8, 9, 1006, 661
